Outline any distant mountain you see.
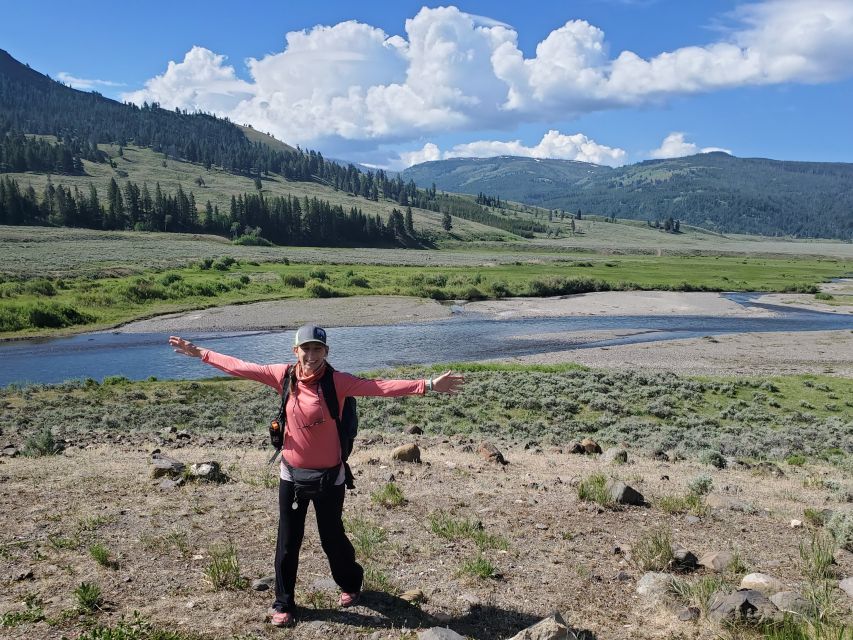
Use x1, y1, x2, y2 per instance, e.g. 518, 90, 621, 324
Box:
402, 153, 853, 239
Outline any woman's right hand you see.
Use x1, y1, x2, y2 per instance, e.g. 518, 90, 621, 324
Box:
169, 336, 202, 358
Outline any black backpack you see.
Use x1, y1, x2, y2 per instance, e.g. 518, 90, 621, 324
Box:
269, 364, 357, 488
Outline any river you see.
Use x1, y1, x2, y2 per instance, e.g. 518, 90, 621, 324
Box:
3, 294, 852, 386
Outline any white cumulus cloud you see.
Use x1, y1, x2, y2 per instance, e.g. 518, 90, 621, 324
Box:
399, 130, 626, 168
649, 133, 731, 159
121, 1, 853, 154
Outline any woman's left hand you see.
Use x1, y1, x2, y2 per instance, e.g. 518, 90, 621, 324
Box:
431, 370, 464, 394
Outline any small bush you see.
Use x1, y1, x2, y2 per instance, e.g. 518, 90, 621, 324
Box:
489, 280, 511, 298
281, 274, 306, 288
632, 526, 674, 571
688, 474, 713, 496
814, 292, 834, 301
305, 281, 335, 298
158, 273, 183, 286
799, 531, 837, 582
459, 554, 499, 580
371, 482, 406, 508
669, 575, 730, 616
89, 543, 116, 569
308, 268, 327, 281
23, 278, 57, 296
75, 581, 103, 612
786, 454, 807, 467
576, 473, 614, 508
204, 544, 245, 590
212, 257, 236, 271
23, 426, 62, 456
347, 275, 370, 288
826, 511, 853, 552
26, 302, 93, 328
700, 450, 727, 469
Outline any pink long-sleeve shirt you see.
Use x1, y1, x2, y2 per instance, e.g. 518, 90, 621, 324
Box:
200, 349, 425, 470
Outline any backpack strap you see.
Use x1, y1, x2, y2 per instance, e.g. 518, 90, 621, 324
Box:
319, 365, 355, 489
319, 364, 344, 454
268, 366, 296, 465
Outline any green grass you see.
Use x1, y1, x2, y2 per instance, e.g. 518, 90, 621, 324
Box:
75, 612, 206, 640
89, 543, 117, 569
576, 473, 616, 508
344, 516, 387, 560
1, 223, 850, 337
427, 511, 508, 550
458, 554, 500, 580
204, 544, 245, 591
75, 581, 104, 612
632, 526, 674, 572
371, 482, 406, 508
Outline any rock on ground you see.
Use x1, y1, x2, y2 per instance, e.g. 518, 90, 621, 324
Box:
740, 572, 785, 595
507, 612, 576, 640
391, 443, 421, 463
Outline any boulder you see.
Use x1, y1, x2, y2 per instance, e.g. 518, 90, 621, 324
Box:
400, 588, 426, 603
392, 443, 421, 463
580, 438, 602, 454
740, 573, 785, 595
251, 576, 275, 591
189, 461, 225, 482
698, 551, 735, 573
478, 442, 507, 465
404, 425, 423, 435
602, 447, 628, 465
150, 454, 185, 479
159, 478, 184, 490
708, 589, 779, 624
606, 479, 645, 506
418, 628, 466, 640
507, 612, 576, 640
671, 546, 698, 572
770, 591, 811, 615
636, 572, 673, 602
1, 445, 19, 458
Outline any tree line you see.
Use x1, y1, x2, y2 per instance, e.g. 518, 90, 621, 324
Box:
0, 175, 420, 247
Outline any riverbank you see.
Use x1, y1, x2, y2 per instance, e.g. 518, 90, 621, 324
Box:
111, 292, 853, 377
116, 291, 775, 333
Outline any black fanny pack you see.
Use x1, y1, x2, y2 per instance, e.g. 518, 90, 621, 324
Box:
285, 462, 341, 502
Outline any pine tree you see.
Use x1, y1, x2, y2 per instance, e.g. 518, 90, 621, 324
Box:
442, 211, 452, 231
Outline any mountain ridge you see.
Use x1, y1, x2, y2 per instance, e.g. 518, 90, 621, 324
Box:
401, 152, 853, 239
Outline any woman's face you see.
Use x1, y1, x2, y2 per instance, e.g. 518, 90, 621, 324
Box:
293, 342, 328, 374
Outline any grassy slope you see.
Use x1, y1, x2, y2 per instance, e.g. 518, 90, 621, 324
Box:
3, 143, 510, 241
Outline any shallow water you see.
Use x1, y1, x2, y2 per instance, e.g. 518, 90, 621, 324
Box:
2, 295, 851, 386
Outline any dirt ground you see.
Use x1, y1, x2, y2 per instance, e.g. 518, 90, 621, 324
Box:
1, 438, 851, 639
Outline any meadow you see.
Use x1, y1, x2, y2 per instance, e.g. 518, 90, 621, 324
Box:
0, 248, 850, 337
4, 363, 851, 467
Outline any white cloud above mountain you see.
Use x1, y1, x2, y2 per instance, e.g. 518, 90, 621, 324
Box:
649, 133, 731, 159
122, 0, 853, 155
399, 130, 627, 168
57, 72, 124, 91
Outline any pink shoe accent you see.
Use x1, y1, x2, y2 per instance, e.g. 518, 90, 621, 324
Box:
339, 591, 360, 607
269, 609, 294, 627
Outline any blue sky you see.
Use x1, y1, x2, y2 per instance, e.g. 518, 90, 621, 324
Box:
2, 0, 852, 168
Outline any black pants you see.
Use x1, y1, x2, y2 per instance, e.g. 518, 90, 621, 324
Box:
273, 479, 363, 613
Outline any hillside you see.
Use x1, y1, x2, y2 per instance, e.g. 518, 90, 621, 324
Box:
0, 49, 529, 244
402, 153, 853, 240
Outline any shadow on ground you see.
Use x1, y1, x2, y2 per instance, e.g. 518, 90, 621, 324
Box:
296, 590, 598, 639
